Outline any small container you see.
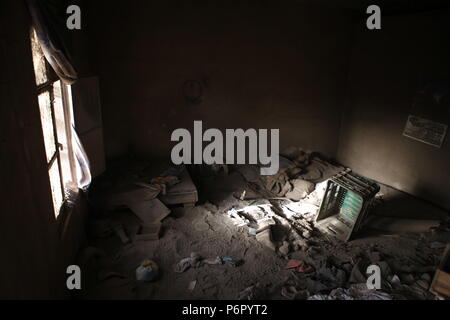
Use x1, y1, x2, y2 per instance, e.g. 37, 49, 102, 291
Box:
136, 259, 159, 282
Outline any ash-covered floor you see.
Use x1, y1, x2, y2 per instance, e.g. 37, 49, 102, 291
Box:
76, 155, 450, 300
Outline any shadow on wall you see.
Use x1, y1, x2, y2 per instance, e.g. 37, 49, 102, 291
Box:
379, 184, 448, 219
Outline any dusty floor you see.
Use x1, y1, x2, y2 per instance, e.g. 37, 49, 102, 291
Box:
76, 161, 450, 300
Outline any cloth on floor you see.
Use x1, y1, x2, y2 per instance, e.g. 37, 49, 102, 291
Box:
93, 165, 187, 223
174, 252, 204, 273
174, 253, 225, 273
236, 149, 344, 200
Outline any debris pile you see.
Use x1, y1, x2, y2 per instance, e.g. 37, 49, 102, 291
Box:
222, 195, 450, 300
226, 199, 321, 256
93, 165, 186, 224
236, 149, 343, 201
77, 155, 449, 300
275, 220, 450, 300
76, 161, 200, 299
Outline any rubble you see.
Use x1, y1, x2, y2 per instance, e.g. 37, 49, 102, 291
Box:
308, 284, 393, 300
188, 280, 197, 291
281, 286, 308, 300
279, 241, 290, 256
78, 158, 450, 300
429, 243, 450, 298
256, 229, 276, 251
238, 283, 267, 300
286, 260, 314, 273
236, 152, 344, 201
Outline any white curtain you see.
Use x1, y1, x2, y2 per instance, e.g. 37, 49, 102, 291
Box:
72, 126, 91, 190
26, 0, 78, 84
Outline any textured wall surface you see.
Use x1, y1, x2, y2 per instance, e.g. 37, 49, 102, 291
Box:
87, 1, 354, 160
338, 10, 450, 210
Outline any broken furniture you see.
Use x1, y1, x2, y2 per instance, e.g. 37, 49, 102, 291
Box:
315, 169, 380, 241
93, 164, 198, 244
159, 167, 198, 208
430, 244, 450, 299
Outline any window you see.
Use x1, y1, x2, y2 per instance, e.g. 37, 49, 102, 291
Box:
30, 28, 77, 218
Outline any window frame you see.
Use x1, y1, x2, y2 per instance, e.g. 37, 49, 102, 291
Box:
31, 28, 77, 218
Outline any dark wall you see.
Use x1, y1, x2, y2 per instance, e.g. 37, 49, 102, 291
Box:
87, 0, 354, 160
0, 0, 87, 299
338, 10, 450, 210
86, 1, 450, 210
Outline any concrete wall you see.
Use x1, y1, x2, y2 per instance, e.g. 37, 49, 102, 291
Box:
337, 10, 450, 210
87, 0, 354, 160
0, 0, 87, 299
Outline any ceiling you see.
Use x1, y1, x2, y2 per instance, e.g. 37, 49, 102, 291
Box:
298, 0, 450, 15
